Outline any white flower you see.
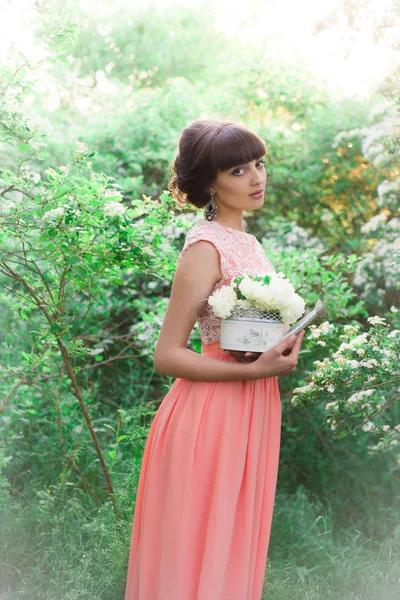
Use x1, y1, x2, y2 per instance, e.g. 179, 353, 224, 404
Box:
0, 200, 17, 215
236, 299, 252, 309
349, 360, 360, 368
343, 324, 360, 335
327, 384, 335, 392
292, 383, 314, 394
76, 141, 88, 153
104, 189, 123, 199
42, 207, 65, 221
390, 306, 398, 313
360, 358, 379, 368
377, 179, 400, 199
347, 389, 374, 404
103, 201, 126, 217
382, 425, 391, 432
361, 214, 387, 234
350, 333, 370, 347
367, 315, 387, 325
208, 285, 237, 318
388, 330, 400, 338
362, 420, 375, 432
32, 173, 41, 184
309, 321, 334, 339
325, 401, 338, 411
215, 272, 305, 323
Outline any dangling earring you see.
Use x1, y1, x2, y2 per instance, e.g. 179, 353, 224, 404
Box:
204, 190, 217, 221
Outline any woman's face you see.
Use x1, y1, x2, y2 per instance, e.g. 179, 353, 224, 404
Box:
210, 156, 266, 213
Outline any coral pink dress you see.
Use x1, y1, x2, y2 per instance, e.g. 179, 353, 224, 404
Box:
124, 219, 282, 600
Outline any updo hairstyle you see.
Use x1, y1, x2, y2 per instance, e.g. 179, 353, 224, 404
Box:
169, 119, 266, 209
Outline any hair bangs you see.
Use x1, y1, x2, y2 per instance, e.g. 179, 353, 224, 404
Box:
210, 126, 266, 173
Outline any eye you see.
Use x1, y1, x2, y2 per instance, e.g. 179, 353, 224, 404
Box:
231, 159, 265, 175
231, 167, 245, 176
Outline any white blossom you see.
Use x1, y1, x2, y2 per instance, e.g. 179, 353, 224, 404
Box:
103, 201, 126, 217
104, 189, 123, 199
325, 401, 338, 411
367, 315, 387, 325
388, 330, 400, 338
0, 200, 17, 215
293, 383, 315, 394
308, 321, 334, 339
349, 360, 360, 368
208, 285, 237, 318
362, 420, 376, 432
360, 358, 379, 369
42, 207, 65, 221
76, 141, 88, 153
361, 213, 387, 234
209, 272, 305, 323
347, 389, 374, 404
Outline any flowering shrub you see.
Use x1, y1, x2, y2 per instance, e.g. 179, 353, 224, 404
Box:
333, 99, 400, 310
291, 309, 400, 461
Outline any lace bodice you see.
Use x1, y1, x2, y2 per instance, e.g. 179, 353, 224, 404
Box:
177, 219, 276, 345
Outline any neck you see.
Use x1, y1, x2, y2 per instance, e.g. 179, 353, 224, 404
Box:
213, 215, 245, 233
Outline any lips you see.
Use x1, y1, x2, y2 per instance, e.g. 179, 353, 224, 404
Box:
249, 189, 264, 197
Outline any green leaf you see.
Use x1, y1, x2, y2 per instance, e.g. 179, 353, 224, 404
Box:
17, 143, 31, 153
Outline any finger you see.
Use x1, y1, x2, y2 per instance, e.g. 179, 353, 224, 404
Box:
291, 330, 305, 356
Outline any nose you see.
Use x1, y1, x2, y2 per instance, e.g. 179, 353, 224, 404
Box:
251, 167, 265, 186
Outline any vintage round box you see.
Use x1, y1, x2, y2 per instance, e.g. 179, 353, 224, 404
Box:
219, 307, 285, 352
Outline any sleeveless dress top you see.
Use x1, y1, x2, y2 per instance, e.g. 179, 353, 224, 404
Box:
124, 218, 282, 600
177, 219, 277, 345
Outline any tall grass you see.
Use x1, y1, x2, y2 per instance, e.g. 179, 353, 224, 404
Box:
1, 472, 398, 600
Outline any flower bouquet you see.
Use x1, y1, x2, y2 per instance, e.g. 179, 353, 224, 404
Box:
208, 271, 306, 352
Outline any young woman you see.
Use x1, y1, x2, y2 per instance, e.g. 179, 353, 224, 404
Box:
124, 119, 305, 599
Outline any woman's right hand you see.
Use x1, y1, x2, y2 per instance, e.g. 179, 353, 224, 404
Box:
249, 330, 306, 379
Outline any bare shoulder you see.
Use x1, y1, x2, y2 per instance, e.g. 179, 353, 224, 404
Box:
176, 238, 222, 282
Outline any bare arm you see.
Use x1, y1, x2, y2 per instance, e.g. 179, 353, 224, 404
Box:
154, 241, 254, 381
154, 241, 303, 382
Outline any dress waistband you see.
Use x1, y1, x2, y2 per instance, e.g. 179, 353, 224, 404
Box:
201, 341, 230, 358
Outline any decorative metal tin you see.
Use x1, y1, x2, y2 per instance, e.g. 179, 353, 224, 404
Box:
219, 305, 285, 352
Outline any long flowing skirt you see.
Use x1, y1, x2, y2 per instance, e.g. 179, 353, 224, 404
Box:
124, 341, 282, 599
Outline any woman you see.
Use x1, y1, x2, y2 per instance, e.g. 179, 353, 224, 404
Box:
124, 119, 305, 599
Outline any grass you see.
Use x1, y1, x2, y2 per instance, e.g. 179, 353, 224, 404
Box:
0, 479, 399, 599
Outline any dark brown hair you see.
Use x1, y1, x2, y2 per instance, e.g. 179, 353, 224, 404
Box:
169, 119, 267, 209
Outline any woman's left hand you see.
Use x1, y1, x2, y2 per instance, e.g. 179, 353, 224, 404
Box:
225, 350, 261, 363
225, 323, 291, 363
